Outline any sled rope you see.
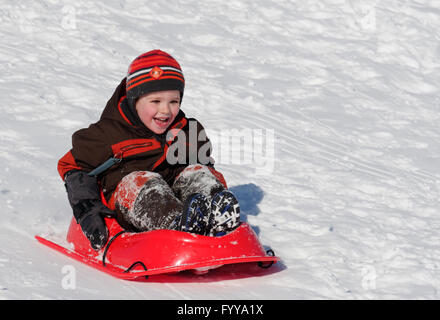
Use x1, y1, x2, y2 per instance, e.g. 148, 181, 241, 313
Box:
101, 230, 150, 279
102, 230, 126, 267
257, 249, 275, 269
124, 261, 149, 274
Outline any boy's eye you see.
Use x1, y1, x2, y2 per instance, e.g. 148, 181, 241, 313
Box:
148, 99, 180, 104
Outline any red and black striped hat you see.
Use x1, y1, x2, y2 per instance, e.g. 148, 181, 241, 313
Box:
126, 49, 185, 107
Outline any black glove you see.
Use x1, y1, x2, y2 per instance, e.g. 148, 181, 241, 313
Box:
64, 171, 114, 250
73, 199, 113, 250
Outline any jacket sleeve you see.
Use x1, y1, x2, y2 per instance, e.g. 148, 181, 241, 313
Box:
57, 122, 113, 181
58, 149, 82, 180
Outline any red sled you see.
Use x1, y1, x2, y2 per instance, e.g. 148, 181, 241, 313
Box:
35, 216, 279, 280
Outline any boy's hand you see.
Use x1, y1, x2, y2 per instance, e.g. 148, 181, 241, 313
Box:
64, 170, 115, 251
76, 200, 113, 250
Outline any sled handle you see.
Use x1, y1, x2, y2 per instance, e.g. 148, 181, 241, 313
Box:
124, 261, 149, 274
257, 249, 276, 269
102, 230, 126, 267
101, 230, 150, 279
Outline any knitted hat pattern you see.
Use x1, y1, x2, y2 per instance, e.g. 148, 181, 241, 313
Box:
126, 50, 185, 108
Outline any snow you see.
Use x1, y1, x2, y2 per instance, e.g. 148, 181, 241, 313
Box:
1, 0, 440, 300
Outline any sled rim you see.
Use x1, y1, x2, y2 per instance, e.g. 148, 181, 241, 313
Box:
35, 235, 279, 280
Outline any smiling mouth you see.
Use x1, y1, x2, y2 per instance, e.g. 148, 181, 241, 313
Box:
153, 117, 170, 126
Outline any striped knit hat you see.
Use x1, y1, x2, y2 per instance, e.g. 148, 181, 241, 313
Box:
126, 50, 185, 108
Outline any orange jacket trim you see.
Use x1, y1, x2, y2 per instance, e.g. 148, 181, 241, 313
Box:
58, 150, 82, 180
111, 139, 162, 158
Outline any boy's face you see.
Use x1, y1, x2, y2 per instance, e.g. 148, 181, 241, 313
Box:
135, 90, 181, 134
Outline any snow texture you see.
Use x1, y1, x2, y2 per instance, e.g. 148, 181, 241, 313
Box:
172, 164, 224, 201
1, 0, 440, 299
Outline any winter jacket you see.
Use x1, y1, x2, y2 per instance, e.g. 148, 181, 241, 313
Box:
58, 78, 223, 202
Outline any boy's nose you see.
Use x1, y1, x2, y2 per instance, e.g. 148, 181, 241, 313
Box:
158, 102, 172, 114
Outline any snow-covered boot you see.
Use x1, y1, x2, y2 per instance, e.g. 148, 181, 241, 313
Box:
173, 193, 211, 235
209, 190, 241, 236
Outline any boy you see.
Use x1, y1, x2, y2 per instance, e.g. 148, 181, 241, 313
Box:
58, 50, 240, 250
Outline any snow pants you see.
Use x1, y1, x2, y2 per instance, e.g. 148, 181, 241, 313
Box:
108, 165, 226, 232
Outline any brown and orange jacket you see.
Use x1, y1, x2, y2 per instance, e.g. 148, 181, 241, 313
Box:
58, 78, 224, 202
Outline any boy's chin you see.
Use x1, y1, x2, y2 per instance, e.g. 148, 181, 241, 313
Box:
152, 128, 167, 134
142, 117, 175, 134
147, 124, 169, 134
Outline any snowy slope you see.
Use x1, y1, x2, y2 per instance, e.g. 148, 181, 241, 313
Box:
1, 0, 440, 299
